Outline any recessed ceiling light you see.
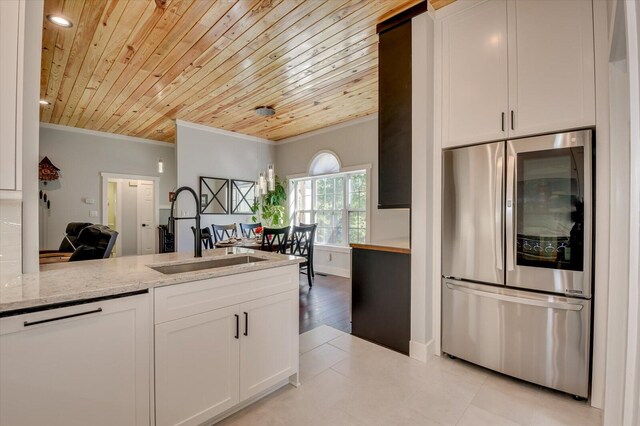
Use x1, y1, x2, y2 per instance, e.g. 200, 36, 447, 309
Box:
255, 106, 275, 117
46, 15, 73, 28
39, 100, 50, 105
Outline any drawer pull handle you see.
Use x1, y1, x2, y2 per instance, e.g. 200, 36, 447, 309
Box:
243, 312, 248, 336
23, 308, 103, 327
234, 314, 239, 339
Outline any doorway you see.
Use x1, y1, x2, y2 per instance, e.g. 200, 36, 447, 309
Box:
101, 173, 159, 257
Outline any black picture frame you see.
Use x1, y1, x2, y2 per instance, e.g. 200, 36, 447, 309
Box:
199, 176, 229, 215
231, 179, 256, 214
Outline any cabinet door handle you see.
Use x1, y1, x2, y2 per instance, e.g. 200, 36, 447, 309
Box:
243, 312, 248, 336
23, 308, 103, 327
234, 314, 239, 339
501, 112, 505, 132
510, 110, 515, 130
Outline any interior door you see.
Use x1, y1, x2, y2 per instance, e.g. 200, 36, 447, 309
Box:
506, 130, 592, 297
155, 305, 240, 426
239, 291, 298, 401
442, 141, 505, 285
441, 0, 508, 147
137, 181, 155, 255
507, 0, 595, 137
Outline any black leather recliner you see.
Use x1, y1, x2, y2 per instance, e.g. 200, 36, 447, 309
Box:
68, 225, 118, 262
40, 222, 93, 255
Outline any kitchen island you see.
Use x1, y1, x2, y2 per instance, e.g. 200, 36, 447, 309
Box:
0, 248, 303, 426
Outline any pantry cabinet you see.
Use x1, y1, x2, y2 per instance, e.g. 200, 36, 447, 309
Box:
0, 0, 23, 192
440, 0, 595, 148
0, 293, 151, 426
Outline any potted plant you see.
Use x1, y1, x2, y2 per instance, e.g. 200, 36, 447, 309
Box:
251, 177, 287, 228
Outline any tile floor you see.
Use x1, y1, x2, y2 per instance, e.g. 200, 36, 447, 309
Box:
220, 325, 603, 426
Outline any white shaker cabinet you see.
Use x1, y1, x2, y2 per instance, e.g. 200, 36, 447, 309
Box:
0, 0, 22, 192
155, 305, 241, 426
441, 0, 508, 148
507, 0, 595, 137
240, 291, 299, 401
0, 293, 151, 426
440, 0, 595, 148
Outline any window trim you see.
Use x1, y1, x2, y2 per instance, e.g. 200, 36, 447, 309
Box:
288, 163, 372, 246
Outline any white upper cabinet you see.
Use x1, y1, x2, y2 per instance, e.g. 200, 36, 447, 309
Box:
440, 0, 596, 148
507, 0, 595, 137
0, 0, 22, 192
441, 0, 509, 148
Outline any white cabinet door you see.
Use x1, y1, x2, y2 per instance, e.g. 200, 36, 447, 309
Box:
441, 0, 508, 148
0, 294, 151, 426
239, 290, 298, 401
507, 0, 595, 137
155, 305, 240, 426
0, 0, 20, 191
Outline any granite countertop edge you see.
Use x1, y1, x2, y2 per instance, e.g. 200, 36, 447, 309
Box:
0, 248, 304, 314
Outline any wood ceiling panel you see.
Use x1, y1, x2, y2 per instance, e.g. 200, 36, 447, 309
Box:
40, 0, 453, 142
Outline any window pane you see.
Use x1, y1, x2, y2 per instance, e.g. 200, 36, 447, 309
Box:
348, 173, 367, 211
295, 180, 312, 211
316, 211, 343, 245
348, 211, 366, 244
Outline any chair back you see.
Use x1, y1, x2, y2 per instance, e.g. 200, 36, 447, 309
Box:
59, 222, 93, 252
191, 226, 214, 249
261, 227, 290, 254
212, 223, 237, 242
69, 225, 118, 261
289, 224, 316, 259
240, 222, 262, 238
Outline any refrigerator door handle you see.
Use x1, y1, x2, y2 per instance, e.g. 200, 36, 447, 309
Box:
505, 153, 515, 271
495, 154, 504, 271
445, 282, 584, 311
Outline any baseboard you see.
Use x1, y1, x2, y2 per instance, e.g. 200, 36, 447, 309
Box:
315, 265, 350, 278
410, 338, 437, 362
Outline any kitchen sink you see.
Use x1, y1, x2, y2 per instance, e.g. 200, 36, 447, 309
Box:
150, 255, 268, 274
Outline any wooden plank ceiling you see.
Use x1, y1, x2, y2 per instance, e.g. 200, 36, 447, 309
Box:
40, 0, 453, 143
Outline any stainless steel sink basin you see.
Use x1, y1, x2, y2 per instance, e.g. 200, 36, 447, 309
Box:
150, 255, 268, 274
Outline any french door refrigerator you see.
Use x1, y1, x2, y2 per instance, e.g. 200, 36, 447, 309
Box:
441, 129, 592, 399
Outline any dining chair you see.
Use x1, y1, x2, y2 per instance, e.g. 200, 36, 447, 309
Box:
300, 222, 318, 279
261, 227, 290, 254
290, 224, 317, 287
191, 226, 214, 249
212, 223, 238, 242
240, 222, 262, 238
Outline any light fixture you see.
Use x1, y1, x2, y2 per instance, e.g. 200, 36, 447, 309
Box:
46, 15, 73, 28
267, 164, 275, 191
258, 171, 268, 196
254, 106, 275, 117
158, 159, 164, 174
39, 100, 50, 105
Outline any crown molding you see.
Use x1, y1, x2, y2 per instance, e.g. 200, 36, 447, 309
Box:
276, 114, 378, 145
175, 119, 275, 145
39, 122, 175, 147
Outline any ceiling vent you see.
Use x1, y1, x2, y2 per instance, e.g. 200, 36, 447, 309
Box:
254, 106, 275, 117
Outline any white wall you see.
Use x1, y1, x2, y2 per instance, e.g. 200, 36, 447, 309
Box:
38, 124, 176, 250
275, 115, 411, 243
175, 120, 275, 252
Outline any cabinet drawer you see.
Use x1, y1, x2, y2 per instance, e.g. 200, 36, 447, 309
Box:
154, 265, 298, 324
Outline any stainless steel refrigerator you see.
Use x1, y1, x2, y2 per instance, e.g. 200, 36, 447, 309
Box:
441, 129, 592, 399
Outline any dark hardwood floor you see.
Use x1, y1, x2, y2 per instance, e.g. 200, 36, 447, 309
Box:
299, 273, 351, 334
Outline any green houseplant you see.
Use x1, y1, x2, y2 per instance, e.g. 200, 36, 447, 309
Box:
251, 177, 288, 227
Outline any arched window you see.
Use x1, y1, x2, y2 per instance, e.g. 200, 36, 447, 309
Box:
308, 151, 341, 176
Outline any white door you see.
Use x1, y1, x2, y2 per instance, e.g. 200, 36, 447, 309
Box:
239, 290, 298, 401
0, 0, 20, 191
0, 294, 151, 426
155, 305, 240, 426
507, 0, 595, 137
137, 181, 155, 255
441, 0, 509, 148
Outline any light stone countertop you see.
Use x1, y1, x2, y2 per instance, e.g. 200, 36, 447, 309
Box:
0, 248, 303, 314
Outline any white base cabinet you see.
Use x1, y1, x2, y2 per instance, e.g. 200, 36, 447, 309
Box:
154, 265, 300, 426
0, 293, 151, 426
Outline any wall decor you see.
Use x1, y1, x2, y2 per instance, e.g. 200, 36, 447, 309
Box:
199, 177, 229, 214
231, 180, 256, 214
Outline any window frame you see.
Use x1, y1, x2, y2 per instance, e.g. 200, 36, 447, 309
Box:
288, 164, 372, 247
